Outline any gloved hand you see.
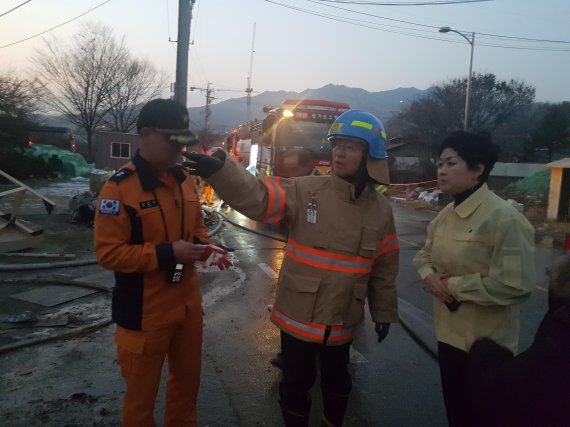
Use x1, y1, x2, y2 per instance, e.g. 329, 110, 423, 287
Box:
375, 322, 390, 343
198, 244, 232, 270
182, 152, 224, 178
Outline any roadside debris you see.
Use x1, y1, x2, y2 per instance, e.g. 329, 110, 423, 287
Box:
4, 310, 39, 324
69, 191, 98, 225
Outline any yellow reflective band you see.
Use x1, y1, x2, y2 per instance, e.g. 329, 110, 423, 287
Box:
381, 130, 387, 139
351, 120, 373, 130
330, 122, 344, 133
375, 184, 388, 194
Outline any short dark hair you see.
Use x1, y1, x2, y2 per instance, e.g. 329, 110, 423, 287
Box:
438, 131, 500, 183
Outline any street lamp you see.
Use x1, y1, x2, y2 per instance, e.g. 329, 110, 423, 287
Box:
439, 26, 475, 131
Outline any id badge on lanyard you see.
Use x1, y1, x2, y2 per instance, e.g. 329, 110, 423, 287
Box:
307, 194, 317, 224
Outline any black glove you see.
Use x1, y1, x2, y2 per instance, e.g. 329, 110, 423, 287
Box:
182, 152, 224, 178
375, 322, 390, 343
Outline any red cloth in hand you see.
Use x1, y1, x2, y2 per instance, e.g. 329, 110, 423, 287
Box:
198, 244, 232, 270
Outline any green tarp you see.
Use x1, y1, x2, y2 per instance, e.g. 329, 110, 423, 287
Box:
25, 144, 92, 178
505, 169, 551, 196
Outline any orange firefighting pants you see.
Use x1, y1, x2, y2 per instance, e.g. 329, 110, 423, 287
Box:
115, 310, 203, 427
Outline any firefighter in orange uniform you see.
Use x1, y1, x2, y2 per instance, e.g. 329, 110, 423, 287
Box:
184, 110, 399, 426
94, 99, 230, 427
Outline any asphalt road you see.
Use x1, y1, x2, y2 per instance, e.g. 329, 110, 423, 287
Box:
0, 195, 556, 426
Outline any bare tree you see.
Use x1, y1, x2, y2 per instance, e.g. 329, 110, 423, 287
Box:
525, 102, 570, 161
466, 74, 536, 131
102, 59, 167, 133
33, 22, 129, 161
387, 73, 535, 159
0, 70, 45, 152
0, 70, 44, 119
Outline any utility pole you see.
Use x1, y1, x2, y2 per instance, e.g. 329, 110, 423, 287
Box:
439, 26, 475, 130
246, 22, 256, 122
173, 0, 194, 107
190, 82, 216, 146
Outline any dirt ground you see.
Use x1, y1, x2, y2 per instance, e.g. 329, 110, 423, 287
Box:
0, 182, 117, 425
0, 177, 94, 260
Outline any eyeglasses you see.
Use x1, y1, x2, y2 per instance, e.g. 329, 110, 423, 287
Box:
331, 140, 365, 153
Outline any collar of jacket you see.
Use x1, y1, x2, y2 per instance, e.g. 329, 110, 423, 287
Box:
331, 173, 374, 203
132, 150, 186, 192
453, 183, 489, 219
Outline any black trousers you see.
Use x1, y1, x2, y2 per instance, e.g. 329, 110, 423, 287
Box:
438, 341, 474, 427
279, 331, 352, 414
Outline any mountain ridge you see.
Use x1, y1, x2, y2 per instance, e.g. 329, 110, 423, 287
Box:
40, 84, 427, 135
188, 84, 426, 132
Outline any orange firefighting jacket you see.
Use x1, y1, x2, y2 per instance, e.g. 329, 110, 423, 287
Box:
94, 152, 209, 331
208, 157, 399, 345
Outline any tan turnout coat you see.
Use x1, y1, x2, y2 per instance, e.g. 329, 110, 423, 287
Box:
208, 157, 399, 344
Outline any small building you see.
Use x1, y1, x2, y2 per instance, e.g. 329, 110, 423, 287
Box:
545, 158, 570, 221
95, 131, 140, 170
27, 125, 71, 147
386, 139, 434, 183
488, 162, 545, 190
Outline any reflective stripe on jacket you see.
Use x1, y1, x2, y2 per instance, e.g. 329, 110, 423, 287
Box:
208, 156, 399, 345
271, 308, 355, 345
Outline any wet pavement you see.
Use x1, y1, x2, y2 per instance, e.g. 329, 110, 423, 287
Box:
0, 179, 562, 426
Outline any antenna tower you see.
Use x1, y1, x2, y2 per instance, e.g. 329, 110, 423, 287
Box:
246, 22, 256, 121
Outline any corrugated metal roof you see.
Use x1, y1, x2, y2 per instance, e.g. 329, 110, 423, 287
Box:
545, 158, 570, 168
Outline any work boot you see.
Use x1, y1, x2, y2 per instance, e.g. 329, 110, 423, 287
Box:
281, 409, 310, 427
279, 396, 310, 427
321, 388, 349, 427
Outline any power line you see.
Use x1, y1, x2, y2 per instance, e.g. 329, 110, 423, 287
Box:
191, 0, 201, 44
306, 0, 570, 43
313, 0, 492, 5
265, 0, 570, 51
305, 0, 438, 29
469, 42, 570, 52
188, 47, 209, 85
475, 32, 570, 44
0, 0, 32, 18
0, 0, 112, 49
267, 1, 464, 41
165, 0, 171, 39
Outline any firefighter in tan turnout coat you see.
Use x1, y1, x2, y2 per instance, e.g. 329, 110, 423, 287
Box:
185, 110, 399, 427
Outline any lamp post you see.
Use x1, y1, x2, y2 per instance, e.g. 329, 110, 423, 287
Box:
439, 26, 475, 131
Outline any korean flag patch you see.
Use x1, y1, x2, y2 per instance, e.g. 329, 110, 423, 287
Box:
99, 198, 120, 215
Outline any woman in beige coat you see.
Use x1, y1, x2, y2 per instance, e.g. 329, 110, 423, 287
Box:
413, 131, 535, 427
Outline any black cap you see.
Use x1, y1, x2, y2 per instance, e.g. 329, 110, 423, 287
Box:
136, 99, 198, 145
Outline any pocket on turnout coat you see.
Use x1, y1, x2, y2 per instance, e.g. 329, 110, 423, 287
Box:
276, 270, 321, 323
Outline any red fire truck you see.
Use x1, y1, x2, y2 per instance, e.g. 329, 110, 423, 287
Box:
234, 99, 350, 178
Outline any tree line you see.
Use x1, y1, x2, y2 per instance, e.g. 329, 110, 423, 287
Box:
1, 21, 569, 167
386, 73, 570, 163
1, 22, 166, 162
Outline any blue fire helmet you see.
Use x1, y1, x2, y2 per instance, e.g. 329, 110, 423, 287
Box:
327, 110, 390, 184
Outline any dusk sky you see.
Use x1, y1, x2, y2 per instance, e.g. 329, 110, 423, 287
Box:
1, 0, 569, 108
